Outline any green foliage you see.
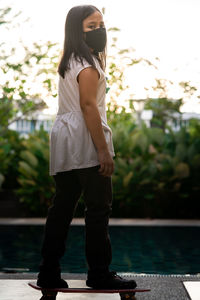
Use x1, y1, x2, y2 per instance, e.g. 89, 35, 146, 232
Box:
2, 111, 199, 218
15, 127, 55, 215
0, 6, 60, 135
0, 5, 59, 212
108, 112, 200, 218
144, 97, 183, 130
0, 129, 23, 190
0, 39, 58, 135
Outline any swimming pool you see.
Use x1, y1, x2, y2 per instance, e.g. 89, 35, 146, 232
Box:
0, 225, 199, 274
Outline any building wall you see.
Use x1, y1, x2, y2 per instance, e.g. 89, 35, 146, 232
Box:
8, 111, 200, 136
8, 119, 53, 136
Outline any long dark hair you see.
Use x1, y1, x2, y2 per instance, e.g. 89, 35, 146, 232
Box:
58, 5, 107, 79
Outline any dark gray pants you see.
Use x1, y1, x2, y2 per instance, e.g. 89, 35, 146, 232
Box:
40, 165, 113, 272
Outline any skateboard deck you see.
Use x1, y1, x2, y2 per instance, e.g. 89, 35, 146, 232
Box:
28, 282, 150, 300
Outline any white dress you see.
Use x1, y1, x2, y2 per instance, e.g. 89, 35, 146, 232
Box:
49, 54, 115, 176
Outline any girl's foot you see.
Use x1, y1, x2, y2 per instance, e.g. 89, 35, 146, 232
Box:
86, 270, 137, 289
37, 265, 68, 288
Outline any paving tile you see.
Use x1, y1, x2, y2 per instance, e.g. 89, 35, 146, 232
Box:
0, 280, 118, 300
183, 281, 200, 300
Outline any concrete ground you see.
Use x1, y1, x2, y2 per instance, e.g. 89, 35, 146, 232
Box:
0, 273, 200, 300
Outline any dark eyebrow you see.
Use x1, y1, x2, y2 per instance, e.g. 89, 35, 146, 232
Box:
87, 21, 104, 24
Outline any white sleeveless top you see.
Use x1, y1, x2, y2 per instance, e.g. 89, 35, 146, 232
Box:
49, 54, 115, 176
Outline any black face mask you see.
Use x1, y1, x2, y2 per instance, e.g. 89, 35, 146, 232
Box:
84, 27, 107, 53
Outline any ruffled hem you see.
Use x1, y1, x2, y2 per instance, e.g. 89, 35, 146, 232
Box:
49, 111, 115, 176
49, 155, 114, 176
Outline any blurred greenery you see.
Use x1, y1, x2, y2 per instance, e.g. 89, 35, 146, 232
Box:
108, 112, 200, 218
1, 108, 200, 218
1, 6, 200, 218
15, 127, 55, 215
0, 129, 23, 190
144, 97, 183, 131
0, 7, 59, 137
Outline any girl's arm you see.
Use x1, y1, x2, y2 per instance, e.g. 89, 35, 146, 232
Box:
78, 67, 114, 177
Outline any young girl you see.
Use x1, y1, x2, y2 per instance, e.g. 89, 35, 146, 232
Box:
37, 5, 137, 290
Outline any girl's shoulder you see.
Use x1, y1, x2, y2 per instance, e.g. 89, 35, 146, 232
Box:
68, 54, 104, 79
69, 53, 100, 69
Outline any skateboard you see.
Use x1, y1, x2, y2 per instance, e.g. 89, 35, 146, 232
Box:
28, 282, 150, 300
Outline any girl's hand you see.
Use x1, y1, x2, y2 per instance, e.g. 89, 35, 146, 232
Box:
97, 149, 114, 177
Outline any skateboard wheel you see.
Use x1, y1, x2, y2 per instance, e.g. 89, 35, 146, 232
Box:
40, 296, 56, 300
120, 292, 136, 300
41, 290, 57, 299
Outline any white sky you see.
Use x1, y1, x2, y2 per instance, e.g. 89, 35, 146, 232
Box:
1, 0, 200, 113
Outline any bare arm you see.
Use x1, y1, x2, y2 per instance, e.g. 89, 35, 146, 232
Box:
78, 67, 114, 177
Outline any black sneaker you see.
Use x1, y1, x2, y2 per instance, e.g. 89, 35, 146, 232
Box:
86, 270, 137, 289
37, 277, 68, 288
37, 265, 68, 288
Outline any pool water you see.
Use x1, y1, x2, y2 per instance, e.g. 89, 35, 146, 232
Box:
0, 225, 199, 274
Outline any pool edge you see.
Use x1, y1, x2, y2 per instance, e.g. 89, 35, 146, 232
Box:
0, 218, 200, 226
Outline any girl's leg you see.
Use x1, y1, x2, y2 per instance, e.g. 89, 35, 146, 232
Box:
76, 166, 137, 289
76, 165, 113, 272
38, 170, 82, 280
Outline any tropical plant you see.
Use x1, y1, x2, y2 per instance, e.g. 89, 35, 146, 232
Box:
16, 127, 55, 215
0, 129, 23, 190
110, 117, 200, 218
